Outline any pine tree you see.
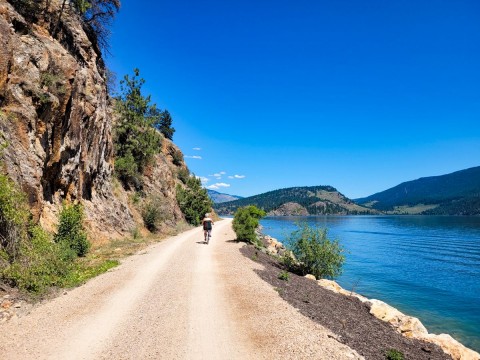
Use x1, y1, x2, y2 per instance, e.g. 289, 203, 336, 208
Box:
155, 110, 175, 140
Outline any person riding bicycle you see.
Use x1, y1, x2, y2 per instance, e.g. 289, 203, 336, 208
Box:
202, 213, 214, 243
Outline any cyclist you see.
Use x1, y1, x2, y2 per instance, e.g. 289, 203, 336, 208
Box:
202, 213, 214, 244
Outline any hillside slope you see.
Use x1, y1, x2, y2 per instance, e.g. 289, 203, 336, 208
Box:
214, 186, 376, 215
355, 166, 480, 215
207, 189, 243, 204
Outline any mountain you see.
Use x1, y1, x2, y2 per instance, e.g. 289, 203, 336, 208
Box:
207, 189, 243, 204
355, 166, 480, 215
214, 186, 376, 215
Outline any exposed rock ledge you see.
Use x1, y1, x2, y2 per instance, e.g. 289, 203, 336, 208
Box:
263, 235, 479, 360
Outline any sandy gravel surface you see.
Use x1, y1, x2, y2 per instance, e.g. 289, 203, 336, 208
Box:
0, 219, 360, 359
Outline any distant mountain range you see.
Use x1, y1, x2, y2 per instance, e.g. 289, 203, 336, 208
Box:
355, 166, 480, 215
214, 186, 376, 215
212, 166, 480, 216
207, 189, 243, 204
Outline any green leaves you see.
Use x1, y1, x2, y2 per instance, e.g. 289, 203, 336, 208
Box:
54, 203, 90, 257
289, 223, 345, 279
232, 205, 266, 245
114, 69, 163, 189
176, 176, 212, 226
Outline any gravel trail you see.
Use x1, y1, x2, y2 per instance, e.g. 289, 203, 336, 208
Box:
0, 219, 360, 359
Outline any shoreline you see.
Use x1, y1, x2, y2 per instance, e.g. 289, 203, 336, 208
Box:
259, 233, 480, 360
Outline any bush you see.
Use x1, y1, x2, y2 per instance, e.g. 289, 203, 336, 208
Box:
142, 195, 171, 232
288, 223, 345, 279
2, 225, 74, 293
0, 172, 30, 261
232, 205, 266, 245
54, 203, 90, 257
278, 270, 290, 281
177, 167, 190, 184
385, 349, 404, 360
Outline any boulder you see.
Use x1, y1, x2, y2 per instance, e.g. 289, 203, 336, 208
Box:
420, 333, 480, 360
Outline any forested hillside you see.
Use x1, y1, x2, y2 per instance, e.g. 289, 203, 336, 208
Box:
355, 166, 480, 215
214, 186, 375, 215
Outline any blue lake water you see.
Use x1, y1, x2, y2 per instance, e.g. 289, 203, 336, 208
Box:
259, 216, 480, 352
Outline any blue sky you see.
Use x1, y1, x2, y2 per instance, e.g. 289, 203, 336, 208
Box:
107, 0, 480, 199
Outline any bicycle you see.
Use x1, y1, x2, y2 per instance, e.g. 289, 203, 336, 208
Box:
204, 230, 211, 244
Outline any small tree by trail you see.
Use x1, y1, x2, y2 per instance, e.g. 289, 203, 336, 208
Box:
232, 205, 266, 245
287, 223, 345, 279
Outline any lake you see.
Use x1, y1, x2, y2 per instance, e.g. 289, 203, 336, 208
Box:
259, 215, 480, 352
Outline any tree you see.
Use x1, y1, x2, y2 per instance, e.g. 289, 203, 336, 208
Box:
288, 223, 345, 279
114, 69, 163, 188
154, 110, 175, 140
176, 176, 212, 226
52, 0, 120, 52
232, 206, 266, 245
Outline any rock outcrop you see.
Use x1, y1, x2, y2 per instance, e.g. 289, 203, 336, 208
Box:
268, 202, 308, 216
0, 1, 185, 240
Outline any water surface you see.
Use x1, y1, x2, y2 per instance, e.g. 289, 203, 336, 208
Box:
260, 216, 480, 352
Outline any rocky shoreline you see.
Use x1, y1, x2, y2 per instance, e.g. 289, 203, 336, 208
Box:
259, 234, 480, 360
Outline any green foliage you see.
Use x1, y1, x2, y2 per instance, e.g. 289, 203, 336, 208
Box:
278, 270, 290, 281
40, 72, 66, 96
385, 349, 404, 360
54, 203, 90, 257
176, 176, 212, 226
1, 225, 75, 293
177, 167, 190, 184
0, 171, 30, 261
232, 205, 266, 245
288, 223, 345, 279
142, 195, 171, 232
62, 259, 119, 287
154, 109, 175, 140
114, 69, 163, 189
171, 149, 184, 167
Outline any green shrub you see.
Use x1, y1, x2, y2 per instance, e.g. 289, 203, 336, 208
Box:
177, 167, 190, 184
0, 172, 30, 261
142, 195, 170, 232
278, 270, 290, 281
171, 149, 183, 166
288, 223, 345, 279
54, 203, 90, 257
2, 225, 74, 293
232, 205, 266, 245
385, 349, 404, 360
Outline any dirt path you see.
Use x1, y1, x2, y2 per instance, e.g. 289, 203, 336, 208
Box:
0, 219, 360, 359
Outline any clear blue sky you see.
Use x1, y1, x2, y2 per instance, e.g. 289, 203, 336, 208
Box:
107, 0, 480, 199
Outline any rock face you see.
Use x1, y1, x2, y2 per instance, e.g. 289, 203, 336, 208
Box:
268, 202, 308, 216
0, 1, 184, 239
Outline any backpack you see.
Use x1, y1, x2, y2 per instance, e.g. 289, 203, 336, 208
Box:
203, 220, 212, 230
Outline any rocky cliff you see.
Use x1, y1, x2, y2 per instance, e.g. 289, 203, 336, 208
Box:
0, 0, 184, 240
